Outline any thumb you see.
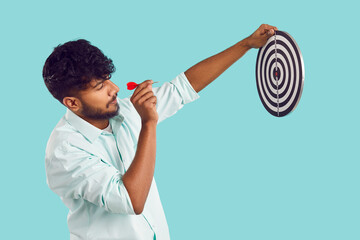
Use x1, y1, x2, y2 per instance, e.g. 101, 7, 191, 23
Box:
266, 29, 275, 36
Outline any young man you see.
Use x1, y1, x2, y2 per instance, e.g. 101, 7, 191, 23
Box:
44, 24, 277, 240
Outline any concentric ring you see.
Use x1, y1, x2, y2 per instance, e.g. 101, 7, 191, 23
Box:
256, 31, 304, 117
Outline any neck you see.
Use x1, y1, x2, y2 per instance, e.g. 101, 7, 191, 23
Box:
79, 115, 109, 129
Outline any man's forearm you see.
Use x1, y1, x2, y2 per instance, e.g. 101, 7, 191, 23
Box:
184, 38, 251, 93
184, 24, 277, 93
122, 121, 157, 215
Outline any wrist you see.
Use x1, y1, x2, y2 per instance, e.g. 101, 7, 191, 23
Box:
141, 120, 158, 128
239, 37, 252, 51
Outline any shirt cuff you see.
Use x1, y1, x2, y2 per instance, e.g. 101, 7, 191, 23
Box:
170, 72, 200, 104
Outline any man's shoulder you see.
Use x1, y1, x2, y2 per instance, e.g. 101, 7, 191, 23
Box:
45, 116, 91, 159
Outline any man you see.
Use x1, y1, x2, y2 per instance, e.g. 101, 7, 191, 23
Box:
44, 24, 277, 240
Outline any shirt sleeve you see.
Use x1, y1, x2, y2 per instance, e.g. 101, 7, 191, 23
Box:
46, 140, 135, 215
152, 72, 200, 123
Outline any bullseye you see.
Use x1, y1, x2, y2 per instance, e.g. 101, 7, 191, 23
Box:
273, 68, 280, 80
255, 30, 304, 117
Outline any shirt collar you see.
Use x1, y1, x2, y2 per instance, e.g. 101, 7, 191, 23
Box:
65, 108, 125, 143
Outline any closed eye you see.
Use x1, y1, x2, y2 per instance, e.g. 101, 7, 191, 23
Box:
97, 82, 104, 90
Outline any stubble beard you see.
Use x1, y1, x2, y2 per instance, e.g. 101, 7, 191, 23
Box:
81, 101, 120, 120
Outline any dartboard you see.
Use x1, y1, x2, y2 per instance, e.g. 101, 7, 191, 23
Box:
256, 30, 304, 117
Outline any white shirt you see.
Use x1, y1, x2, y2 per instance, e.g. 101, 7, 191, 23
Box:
45, 72, 200, 240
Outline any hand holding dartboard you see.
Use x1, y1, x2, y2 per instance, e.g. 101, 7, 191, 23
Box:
256, 30, 304, 117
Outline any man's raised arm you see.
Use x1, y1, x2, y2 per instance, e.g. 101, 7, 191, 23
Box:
184, 24, 278, 93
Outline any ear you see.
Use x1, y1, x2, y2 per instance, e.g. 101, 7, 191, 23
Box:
63, 96, 82, 112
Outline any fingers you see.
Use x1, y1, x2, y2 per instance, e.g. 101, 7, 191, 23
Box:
130, 80, 158, 108
260, 24, 278, 36
266, 29, 275, 36
132, 85, 152, 103
248, 24, 279, 49
137, 91, 155, 105
132, 80, 153, 98
131, 80, 153, 102
129, 79, 158, 123
145, 96, 157, 107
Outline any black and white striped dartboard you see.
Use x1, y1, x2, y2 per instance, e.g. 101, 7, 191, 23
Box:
256, 31, 304, 117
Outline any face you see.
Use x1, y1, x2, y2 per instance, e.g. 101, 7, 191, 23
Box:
77, 78, 120, 120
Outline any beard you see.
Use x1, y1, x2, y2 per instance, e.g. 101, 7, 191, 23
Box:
80, 100, 120, 120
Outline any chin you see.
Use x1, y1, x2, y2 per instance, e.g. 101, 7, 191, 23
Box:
110, 104, 120, 116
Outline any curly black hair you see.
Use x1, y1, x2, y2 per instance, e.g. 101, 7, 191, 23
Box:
43, 39, 115, 104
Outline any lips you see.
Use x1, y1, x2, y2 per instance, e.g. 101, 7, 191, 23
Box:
110, 98, 117, 104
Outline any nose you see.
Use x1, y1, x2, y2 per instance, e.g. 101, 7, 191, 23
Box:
107, 80, 119, 95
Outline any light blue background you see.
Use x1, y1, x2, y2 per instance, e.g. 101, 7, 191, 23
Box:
1, 0, 359, 239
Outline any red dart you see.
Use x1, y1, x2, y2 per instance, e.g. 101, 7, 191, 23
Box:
126, 82, 138, 90
126, 81, 159, 90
